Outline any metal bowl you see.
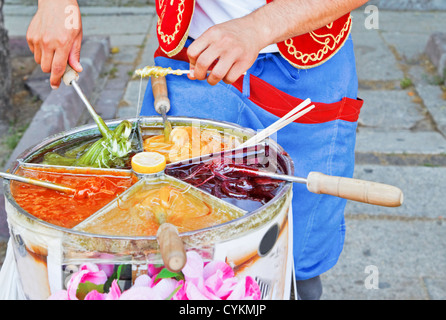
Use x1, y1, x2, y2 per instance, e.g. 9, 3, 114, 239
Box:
3, 116, 294, 300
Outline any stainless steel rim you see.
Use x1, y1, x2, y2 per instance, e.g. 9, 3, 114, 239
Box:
4, 116, 294, 241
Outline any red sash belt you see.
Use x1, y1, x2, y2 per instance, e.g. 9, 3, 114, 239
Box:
232, 75, 363, 124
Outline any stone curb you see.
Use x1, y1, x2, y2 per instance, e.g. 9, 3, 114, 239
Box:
3, 36, 110, 171
425, 32, 446, 84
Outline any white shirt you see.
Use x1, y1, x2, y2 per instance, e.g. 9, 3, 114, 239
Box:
189, 0, 279, 53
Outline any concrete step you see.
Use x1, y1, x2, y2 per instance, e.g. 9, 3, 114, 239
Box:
346, 164, 446, 219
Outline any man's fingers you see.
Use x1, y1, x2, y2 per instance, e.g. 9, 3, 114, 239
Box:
222, 61, 246, 85
207, 57, 233, 86
50, 51, 70, 89
187, 64, 196, 80
187, 37, 209, 67
68, 34, 83, 73
191, 46, 221, 80
40, 47, 55, 74
187, 36, 214, 79
186, 22, 256, 85
26, 15, 38, 54
33, 43, 42, 65
24, 0, 84, 89
26, 34, 35, 53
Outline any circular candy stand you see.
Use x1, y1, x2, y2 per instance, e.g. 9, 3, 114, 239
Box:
2, 117, 295, 300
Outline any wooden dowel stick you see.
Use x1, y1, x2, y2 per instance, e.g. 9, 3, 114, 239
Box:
157, 223, 187, 273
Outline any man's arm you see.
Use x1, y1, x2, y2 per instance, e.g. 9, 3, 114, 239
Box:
26, 0, 83, 89
187, 0, 369, 86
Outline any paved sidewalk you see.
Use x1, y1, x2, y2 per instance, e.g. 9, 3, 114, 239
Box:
1, 2, 446, 300
324, 8, 446, 299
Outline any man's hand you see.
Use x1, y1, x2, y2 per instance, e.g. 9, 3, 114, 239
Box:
187, 17, 266, 86
186, 0, 369, 86
26, 0, 83, 89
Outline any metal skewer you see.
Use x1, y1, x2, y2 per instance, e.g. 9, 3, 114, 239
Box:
232, 167, 307, 184
231, 167, 403, 208
1, 172, 76, 194
63, 66, 98, 121
62, 65, 113, 140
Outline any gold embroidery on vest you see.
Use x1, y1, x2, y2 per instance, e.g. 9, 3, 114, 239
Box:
157, 0, 186, 45
283, 14, 351, 66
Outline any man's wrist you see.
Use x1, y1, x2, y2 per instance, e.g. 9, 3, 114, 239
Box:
239, 13, 274, 53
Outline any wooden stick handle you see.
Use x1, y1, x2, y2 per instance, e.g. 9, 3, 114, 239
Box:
62, 64, 79, 86
157, 223, 186, 273
306, 172, 404, 207
151, 76, 170, 114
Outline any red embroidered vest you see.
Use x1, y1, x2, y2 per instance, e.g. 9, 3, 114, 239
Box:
155, 0, 352, 69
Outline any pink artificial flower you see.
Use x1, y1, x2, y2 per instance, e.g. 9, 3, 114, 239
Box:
181, 251, 260, 300
172, 280, 186, 300
66, 263, 108, 300
120, 275, 181, 300
106, 280, 122, 300
203, 261, 238, 299
152, 278, 180, 299
97, 264, 114, 278
133, 274, 153, 287
181, 251, 204, 281
47, 290, 69, 300
184, 281, 211, 300
226, 276, 261, 300
119, 286, 163, 300
84, 290, 107, 300
147, 264, 164, 277
95, 253, 115, 277
244, 276, 261, 300
203, 260, 234, 280
47, 252, 261, 300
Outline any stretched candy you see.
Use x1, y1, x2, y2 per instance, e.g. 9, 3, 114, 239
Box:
134, 66, 186, 78
134, 65, 245, 78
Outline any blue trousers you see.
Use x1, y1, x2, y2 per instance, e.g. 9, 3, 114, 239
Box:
140, 36, 360, 281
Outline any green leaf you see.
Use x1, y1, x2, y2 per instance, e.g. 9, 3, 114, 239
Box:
76, 281, 104, 300
154, 268, 184, 282
41, 119, 133, 168
165, 283, 184, 300
103, 265, 123, 293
